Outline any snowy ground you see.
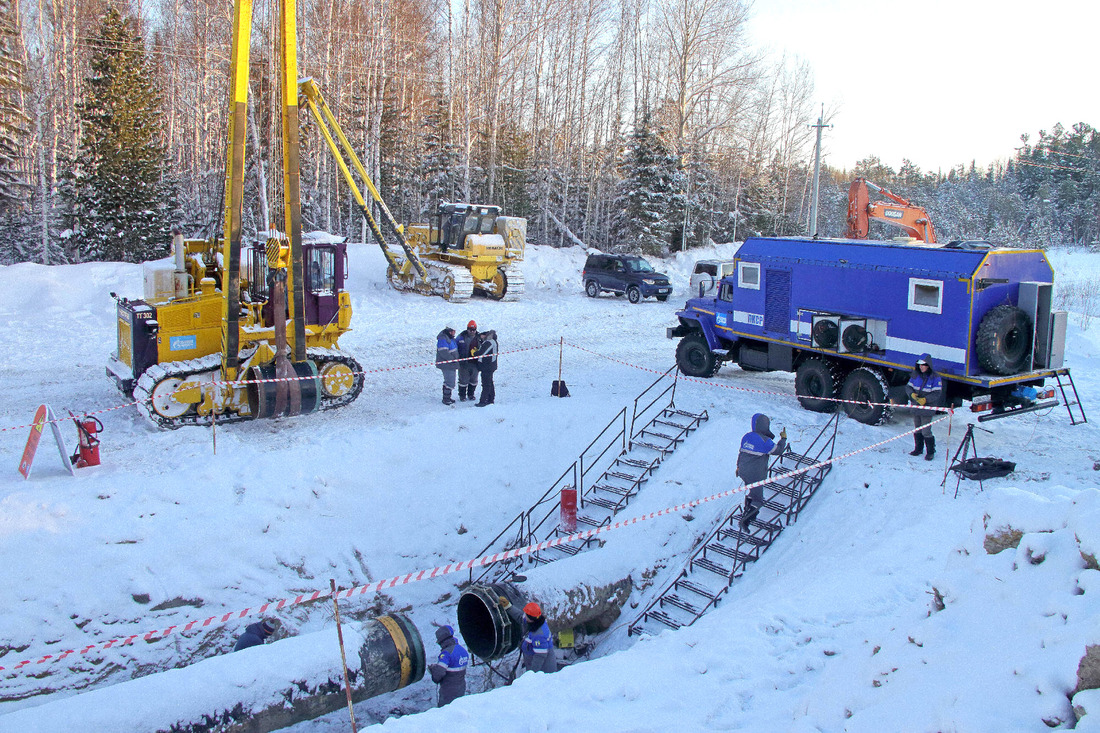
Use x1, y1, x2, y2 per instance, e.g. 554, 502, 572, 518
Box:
0, 241, 1098, 731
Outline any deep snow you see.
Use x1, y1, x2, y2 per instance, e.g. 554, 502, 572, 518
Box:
0, 240, 1098, 732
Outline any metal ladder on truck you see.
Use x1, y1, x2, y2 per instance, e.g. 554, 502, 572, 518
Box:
1053, 368, 1087, 425
628, 412, 840, 636
468, 367, 708, 585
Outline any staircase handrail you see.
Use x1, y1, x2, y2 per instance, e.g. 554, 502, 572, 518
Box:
630, 411, 841, 632
629, 365, 678, 439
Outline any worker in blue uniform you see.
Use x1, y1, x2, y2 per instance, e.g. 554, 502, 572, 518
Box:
907, 353, 943, 461
736, 413, 786, 530
429, 624, 469, 707
498, 596, 558, 674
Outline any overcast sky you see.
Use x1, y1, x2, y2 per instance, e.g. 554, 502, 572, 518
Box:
747, 0, 1100, 174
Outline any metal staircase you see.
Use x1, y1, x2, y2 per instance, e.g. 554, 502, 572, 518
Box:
469, 367, 708, 585
1053, 368, 1087, 425
628, 412, 840, 636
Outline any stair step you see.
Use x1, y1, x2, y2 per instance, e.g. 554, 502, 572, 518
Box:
667, 408, 703, 419
643, 430, 680, 442
592, 483, 634, 497
576, 514, 606, 528
691, 556, 734, 578
545, 541, 580, 554
606, 470, 647, 483
654, 419, 692, 431
586, 496, 621, 511
746, 516, 784, 533
705, 542, 754, 564
762, 498, 789, 512
717, 527, 769, 546
646, 610, 683, 630
633, 441, 672, 454
617, 457, 652, 469
675, 578, 722, 601
661, 594, 700, 615
763, 480, 800, 498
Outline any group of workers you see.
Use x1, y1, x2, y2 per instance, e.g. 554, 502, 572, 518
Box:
436, 321, 498, 407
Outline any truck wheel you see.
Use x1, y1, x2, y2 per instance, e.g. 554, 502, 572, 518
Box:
976, 304, 1032, 375
585, 280, 599, 298
676, 334, 719, 377
795, 358, 840, 413
840, 367, 892, 425
627, 285, 642, 304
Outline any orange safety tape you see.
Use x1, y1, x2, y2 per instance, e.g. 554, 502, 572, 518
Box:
0, 413, 950, 678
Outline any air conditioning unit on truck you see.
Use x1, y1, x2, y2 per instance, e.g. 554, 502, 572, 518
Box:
667, 236, 1072, 425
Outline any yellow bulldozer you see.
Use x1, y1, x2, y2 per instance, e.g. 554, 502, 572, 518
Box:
299, 80, 526, 303
106, 0, 362, 428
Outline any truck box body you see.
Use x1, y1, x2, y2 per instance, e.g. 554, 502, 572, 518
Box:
670, 236, 1070, 422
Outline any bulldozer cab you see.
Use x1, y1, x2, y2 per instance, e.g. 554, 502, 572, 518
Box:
437, 203, 501, 251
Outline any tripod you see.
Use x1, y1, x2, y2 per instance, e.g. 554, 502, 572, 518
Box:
942, 423, 993, 497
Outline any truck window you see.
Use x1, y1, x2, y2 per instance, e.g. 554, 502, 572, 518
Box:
695, 263, 717, 276
738, 262, 760, 290
908, 278, 943, 314
718, 282, 733, 301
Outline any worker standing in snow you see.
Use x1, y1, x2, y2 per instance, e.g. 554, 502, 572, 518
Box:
498, 596, 557, 674
474, 329, 498, 407
436, 326, 459, 405
429, 624, 469, 707
736, 413, 786, 531
906, 353, 942, 461
232, 618, 278, 651
456, 320, 480, 402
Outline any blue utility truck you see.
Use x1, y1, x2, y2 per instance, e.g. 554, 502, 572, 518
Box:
668, 236, 1072, 424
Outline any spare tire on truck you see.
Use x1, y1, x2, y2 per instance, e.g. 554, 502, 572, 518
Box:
976, 304, 1032, 375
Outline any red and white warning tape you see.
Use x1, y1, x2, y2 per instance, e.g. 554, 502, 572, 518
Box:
0, 412, 949, 677
0, 343, 561, 434
563, 341, 950, 414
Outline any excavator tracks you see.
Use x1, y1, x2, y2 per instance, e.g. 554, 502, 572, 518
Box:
387, 257, 475, 302
500, 264, 524, 301
133, 349, 364, 429
309, 347, 365, 411
134, 355, 244, 430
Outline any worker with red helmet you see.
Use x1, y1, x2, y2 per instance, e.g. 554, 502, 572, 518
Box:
498, 595, 558, 674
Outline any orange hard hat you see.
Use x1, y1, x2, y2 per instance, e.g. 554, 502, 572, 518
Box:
523, 602, 541, 618
468, 320, 477, 329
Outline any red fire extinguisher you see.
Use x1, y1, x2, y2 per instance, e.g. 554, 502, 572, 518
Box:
71, 415, 103, 468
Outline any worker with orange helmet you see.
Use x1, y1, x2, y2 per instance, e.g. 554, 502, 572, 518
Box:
498, 595, 558, 674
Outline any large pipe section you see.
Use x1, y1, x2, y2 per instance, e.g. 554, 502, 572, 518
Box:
458, 570, 633, 661
0, 614, 424, 733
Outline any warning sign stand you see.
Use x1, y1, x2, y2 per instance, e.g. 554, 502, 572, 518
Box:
17, 405, 75, 479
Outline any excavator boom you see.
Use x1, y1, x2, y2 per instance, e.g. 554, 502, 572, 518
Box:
846, 177, 937, 243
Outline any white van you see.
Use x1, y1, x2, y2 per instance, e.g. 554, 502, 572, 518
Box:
689, 259, 736, 297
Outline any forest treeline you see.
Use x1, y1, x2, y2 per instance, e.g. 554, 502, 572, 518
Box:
0, 0, 1096, 265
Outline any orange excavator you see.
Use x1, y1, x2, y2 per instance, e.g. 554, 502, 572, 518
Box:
846, 177, 937, 244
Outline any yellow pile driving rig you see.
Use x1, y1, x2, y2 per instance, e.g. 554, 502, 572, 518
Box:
106, 0, 362, 428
